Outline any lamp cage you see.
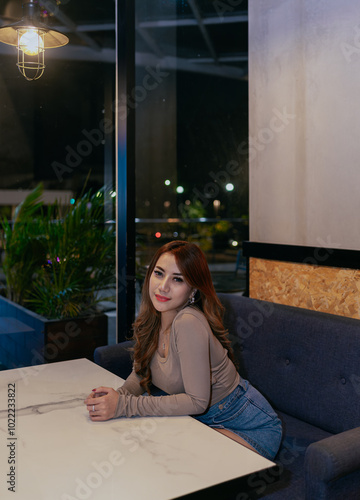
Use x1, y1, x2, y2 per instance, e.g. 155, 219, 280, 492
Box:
0, 1, 69, 81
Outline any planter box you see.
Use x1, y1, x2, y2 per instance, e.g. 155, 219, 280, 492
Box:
43, 314, 107, 363
0, 296, 108, 369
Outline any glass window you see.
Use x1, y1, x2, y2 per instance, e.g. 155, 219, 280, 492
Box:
134, 0, 249, 301
0, 1, 117, 366
0, 0, 249, 363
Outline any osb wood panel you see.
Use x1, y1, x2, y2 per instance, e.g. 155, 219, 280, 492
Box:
249, 257, 360, 319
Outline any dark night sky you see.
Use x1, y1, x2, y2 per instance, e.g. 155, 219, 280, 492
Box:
177, 71, 248, 215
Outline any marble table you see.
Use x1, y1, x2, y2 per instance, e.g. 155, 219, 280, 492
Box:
0, 358, 274, 500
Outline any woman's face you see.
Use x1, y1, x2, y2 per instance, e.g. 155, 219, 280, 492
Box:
149, 252, 194, 319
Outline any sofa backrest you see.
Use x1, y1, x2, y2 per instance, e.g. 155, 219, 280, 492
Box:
218, 293, 360, 434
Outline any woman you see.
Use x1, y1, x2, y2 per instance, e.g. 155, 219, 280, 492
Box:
85, 241, 282, 460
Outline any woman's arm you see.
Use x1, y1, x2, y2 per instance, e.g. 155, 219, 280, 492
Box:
84, 367, 144, 420
113, 311, 212, 418
116, 368, 144, 396
85, 311, 213, 421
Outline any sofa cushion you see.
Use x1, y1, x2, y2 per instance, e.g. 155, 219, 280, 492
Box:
218, 293, 360, 435
248, 411, 333, 499
94, 340, 134, 379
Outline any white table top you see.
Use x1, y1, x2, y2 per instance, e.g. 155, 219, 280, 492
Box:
0, 358, 274, 500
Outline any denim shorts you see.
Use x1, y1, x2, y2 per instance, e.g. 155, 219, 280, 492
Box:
194, 380, 282, 460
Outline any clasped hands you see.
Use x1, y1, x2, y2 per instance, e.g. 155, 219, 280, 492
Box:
84, 387, 120, 421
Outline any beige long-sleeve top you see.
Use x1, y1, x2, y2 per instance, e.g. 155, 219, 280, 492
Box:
114, 306, 240, 418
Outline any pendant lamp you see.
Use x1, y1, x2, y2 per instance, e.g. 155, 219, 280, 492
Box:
0, 0, 69, 81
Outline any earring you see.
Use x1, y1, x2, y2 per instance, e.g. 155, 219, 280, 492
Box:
189, 290, 197, 304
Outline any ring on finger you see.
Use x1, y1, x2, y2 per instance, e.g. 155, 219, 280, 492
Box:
92, 405, 95, 412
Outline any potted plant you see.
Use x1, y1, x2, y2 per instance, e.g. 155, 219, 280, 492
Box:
0, 183, 116, 367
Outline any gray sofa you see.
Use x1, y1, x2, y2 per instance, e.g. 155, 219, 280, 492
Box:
94, 293, 360, 499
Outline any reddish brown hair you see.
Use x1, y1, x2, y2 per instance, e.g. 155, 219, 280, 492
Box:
132, 240, 237, 394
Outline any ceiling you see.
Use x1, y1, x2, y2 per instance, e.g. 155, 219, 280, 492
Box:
0, 0, 248, 79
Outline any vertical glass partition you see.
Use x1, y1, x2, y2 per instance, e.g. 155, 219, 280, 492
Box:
0, 0, 249, 367
134, 0, 249, 307
0, 1, 117, 367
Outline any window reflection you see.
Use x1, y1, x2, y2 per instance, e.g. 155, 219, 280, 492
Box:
135, 0, 249, 294
0, 2, 117, 360
0, 0, 249, 359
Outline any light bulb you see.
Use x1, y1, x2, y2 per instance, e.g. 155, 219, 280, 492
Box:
19, 29, 44, 56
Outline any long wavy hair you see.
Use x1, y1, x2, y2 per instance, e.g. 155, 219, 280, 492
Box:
132, 240, 237, 394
